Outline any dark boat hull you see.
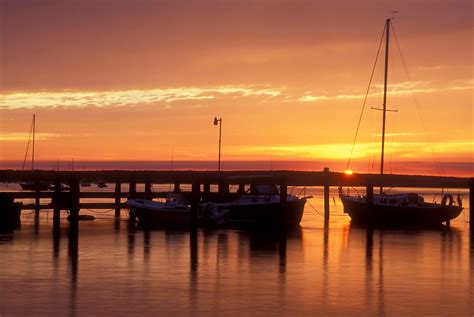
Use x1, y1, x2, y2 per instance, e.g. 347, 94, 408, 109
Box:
223, 199, 306, 227
20, 182, 49, 191
127, 198, 306, 228
341, 196, 463, 226
128, 205, 191, 228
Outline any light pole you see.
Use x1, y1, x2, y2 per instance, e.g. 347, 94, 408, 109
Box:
213, 117, 222, 171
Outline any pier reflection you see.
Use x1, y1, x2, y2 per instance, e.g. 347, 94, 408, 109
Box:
68, 225, 78, 317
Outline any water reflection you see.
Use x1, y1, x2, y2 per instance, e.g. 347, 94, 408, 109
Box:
68, 225, 78, 317
0, 213, 471, 316
348, 224, 466, 316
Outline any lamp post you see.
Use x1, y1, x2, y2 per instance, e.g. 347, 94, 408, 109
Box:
213, 117, 222, 171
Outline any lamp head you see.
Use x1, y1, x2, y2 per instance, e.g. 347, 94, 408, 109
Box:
213, 117, 219, 125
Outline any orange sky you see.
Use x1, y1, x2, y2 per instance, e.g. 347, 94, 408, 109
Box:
0, 0, 472, 174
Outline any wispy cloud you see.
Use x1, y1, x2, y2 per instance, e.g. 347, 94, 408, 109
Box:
298, 80, 473, 103
0, 132, 64, 141
0, 86, 282, 109
234, 140, 474, 160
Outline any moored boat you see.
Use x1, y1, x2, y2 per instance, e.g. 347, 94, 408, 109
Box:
125, 177, 307, 228
340, 191, 463, 226
126, 199, 192, 227
340, 18, 463, 226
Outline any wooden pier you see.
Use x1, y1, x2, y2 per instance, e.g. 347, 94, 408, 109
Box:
0, 169, 472, 231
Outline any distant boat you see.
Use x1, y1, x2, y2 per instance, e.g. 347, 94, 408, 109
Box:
80, 180, 92, 187
48, 183, 70, 191
97, 180, 107, 188
19, 115, 50, 191
339, 19, 463, 226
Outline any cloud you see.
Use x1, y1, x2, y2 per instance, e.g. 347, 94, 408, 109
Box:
0, 86, 283, 109
234, 140, 474, 160
298, 80, 473, 103
0, 132, 64, 141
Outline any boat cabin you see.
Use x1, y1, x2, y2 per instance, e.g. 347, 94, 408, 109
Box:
372, 193, 425, 207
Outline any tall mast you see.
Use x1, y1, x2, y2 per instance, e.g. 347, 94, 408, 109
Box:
32, 114, 36, 170
380, 18, 391, 194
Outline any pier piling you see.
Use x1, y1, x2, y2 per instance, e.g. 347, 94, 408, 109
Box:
34, 188, 41, 224
53, 179, 61, 228
470, 178, 473, 230
366, 183, 374, 206
191, 182, 200, 229
144, 181, 152, 200
129, 181, 137, 199
69, 178, 80, 232
128, 180, 137, 223
280, 178, 288, 229
324, 168, 330, 227
114, 182, 121, 218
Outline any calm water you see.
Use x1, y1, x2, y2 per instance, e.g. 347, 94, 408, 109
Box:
0, 184, 472, 316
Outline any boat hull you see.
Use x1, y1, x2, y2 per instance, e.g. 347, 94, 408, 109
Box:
126, 197, 306, 228
341, 196, 463, 226
126, 200, 190, 228
222, 199, 306, 227
20, 182, 49, 191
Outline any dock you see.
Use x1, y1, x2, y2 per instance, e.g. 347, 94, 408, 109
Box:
0, 168, 472, 231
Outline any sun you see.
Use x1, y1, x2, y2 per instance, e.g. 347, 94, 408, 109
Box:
344, 170, 353, 175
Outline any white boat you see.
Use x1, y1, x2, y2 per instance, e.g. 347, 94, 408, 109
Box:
126, 198, 192, 227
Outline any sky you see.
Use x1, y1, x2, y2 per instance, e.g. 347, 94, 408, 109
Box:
0, 0, 472, 175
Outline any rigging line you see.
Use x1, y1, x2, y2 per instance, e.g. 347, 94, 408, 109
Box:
391, 24, 444, 176
22, 118, 34, 171
346, 24, 387, 171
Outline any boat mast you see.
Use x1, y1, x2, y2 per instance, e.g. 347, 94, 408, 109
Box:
380, 18, 391, 194
32, 114, 36, 170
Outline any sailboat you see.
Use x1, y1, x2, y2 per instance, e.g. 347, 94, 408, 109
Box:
339, 19, 463, 226
19, 115, 49, 191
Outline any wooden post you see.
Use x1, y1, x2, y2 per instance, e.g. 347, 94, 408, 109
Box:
34, 188, 41, 224
218, 182, 229, 194
114, 182, 121, 218
280, 177, 288, 229
191, 182, 200, 229
69, 177, 80, 232
53, 179, 61, 229
470, 178, 473, 230
324, 167, 330, 227
366, 183, 374, 206
366, 180, 374, 226
173, 182, 181, 193
129, 181, 137, 199
237, 183, 245, 194
145, 181, 152, 200
128, 181, 136, 223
